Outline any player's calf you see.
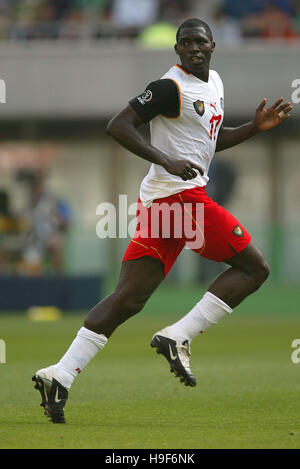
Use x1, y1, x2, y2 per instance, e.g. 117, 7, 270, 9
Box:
84, 285, 158, 337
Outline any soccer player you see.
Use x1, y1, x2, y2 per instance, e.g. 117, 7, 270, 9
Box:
33, 18, 293, 423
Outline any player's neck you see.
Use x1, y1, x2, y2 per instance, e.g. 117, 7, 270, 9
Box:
179, 64, 209, 83
193, 71, 209, 82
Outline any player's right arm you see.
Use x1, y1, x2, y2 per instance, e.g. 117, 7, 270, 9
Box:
106, 80, 203, 181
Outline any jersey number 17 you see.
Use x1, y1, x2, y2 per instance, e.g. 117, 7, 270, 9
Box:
209, 115, 222, 141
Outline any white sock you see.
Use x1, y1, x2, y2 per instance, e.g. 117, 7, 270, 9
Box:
54, 327, 108, 390
164, 292, 233, 342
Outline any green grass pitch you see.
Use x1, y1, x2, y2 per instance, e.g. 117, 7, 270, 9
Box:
0, 285, 300, 449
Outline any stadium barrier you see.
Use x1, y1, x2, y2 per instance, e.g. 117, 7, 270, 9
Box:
0, 275, 103, 311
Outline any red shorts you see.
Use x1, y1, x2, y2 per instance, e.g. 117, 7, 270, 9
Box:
123, 186, 251, 276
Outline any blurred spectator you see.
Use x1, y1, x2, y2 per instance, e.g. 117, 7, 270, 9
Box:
9, 0, 41, 40
18, 170, 71, 276
0, 190, 14, 230
159, 0, 192, 24
294, 0, 300, 32
258, 2, 297, 38
29, 1, 59, 39
51, 0, 75, 20
84, 0, 112, 39
137, 21, 177, 48
0, 0, 13, 38
0, 189, 22, 274
59, 6, 86, 39
0, 0, 299, 42
111, 0, 159, 39
242, 1, 298, 39
223, 0, 264, 18
208, 6, 243, 46
266, 0, 295, 15
223, 0, 296, 19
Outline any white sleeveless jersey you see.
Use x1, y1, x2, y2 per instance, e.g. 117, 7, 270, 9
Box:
140, 65, 224, 207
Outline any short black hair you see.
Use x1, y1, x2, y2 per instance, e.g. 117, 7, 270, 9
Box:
176, 18, 213, 43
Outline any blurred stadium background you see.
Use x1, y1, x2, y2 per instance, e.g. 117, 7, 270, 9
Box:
0, 0, 299, 311
1, 0, 300, 450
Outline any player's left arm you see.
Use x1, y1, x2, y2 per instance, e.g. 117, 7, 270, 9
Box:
215, 97, 293, 152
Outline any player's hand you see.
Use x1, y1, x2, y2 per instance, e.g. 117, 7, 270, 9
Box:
255, 98, 293, 131
164, 159, 204, 181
